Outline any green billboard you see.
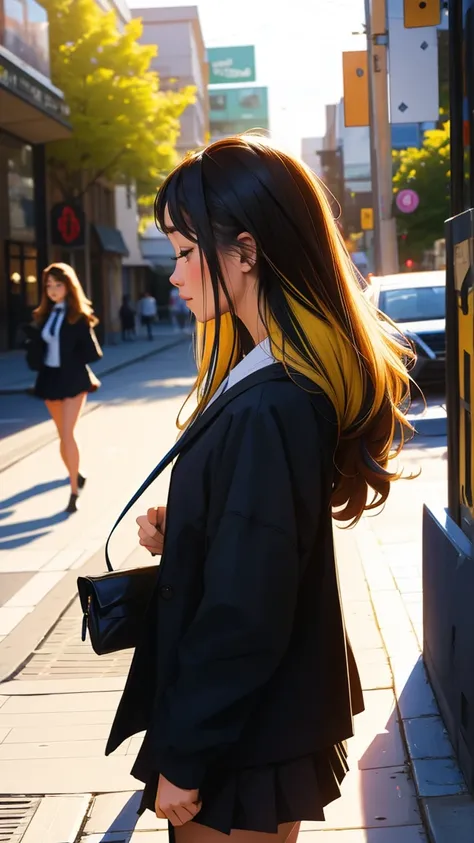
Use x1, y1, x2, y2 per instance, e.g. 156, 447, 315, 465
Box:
208, 46, 256, 85
209, 86, 269, 138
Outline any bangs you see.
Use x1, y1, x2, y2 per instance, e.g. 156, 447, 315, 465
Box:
155, 159, 205, 243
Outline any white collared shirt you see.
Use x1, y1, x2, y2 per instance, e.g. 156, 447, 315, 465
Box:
42, 304, 66, 368
207, 337, 275, 408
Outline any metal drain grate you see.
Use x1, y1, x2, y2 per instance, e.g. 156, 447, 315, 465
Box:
16, 599, 133, 680
0, 797, 40, 843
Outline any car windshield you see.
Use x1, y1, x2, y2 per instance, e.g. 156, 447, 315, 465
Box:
379, 285, 445, 322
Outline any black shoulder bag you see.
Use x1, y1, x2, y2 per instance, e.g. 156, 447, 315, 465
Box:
77, 439, 181, 656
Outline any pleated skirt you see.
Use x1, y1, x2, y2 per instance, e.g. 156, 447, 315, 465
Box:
35, 365, 100, 401
138, 742, 349, 836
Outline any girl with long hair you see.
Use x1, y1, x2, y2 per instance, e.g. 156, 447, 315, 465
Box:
107, 136, 414, 843
33, 262, 102, 513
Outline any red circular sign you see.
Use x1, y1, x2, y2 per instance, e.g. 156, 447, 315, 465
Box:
57, 206, 81, 243
51, 203, 85, 248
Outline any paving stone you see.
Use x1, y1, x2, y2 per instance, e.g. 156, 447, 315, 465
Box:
0, 572, 33, 607
4, 571, 66, 608
354, 648, 393, 691
0, 738, 129, 760
41, 548, 89, 571
0, 755, 138, 793
301, 766, 421, 830
0, 710, 114, 728
345, 616, 384, 650
4, 723, 111, 744
126, 735, 143, 756
21, 795, 90, 843
395, 658, 440, 720
395, 576, 423, 594
404, 716, 455, 760
0, 551, 54, 572
411, 758, 468, 798
0, 677, 126, 695
0, 690, 122, 713
422, 794, 474, 843
0, 726, 10, 742
298, 829, 427, 841
0, 606, 33, 635
348, 690, 406, 769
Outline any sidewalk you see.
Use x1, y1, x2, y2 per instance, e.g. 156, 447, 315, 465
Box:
0, 343, 195, 682
0, 408, 472, 841
0, 325, 190, 395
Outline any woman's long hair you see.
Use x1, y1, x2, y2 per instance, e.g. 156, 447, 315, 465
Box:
155, 135, 415, 525
33, 263, 98, 327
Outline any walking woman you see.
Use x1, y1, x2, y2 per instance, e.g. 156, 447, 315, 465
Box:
106, 136, 414, 842
33, 262, 102, 513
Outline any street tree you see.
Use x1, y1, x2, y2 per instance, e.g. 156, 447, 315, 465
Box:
43, 0, 195, 200
392, 122, 450, 264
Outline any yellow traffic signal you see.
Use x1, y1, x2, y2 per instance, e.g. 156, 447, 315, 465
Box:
342, 52, 369, 128
361, 208, 374, 230
403, 0, 441, 28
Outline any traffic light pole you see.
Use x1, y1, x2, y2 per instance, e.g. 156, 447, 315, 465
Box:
365, 0, 399, 275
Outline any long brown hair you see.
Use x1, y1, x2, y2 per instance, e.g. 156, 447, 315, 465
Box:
156, 134, 415, 526
33, 263, 98, 327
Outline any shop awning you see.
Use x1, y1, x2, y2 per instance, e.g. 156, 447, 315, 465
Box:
0, 50, 71, 143
93, 224, 130, 256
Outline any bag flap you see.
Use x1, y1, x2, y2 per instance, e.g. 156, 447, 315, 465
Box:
78, 565, 159, 611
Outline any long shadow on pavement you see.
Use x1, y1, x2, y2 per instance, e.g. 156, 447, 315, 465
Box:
0, 479, 69, 510
0, 511, 70, 550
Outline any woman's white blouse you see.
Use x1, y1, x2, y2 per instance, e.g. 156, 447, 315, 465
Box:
41, 304, 66, 368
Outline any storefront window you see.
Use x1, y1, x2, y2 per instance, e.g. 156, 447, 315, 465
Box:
1, 0, 51, 78
7, 140, 35, 241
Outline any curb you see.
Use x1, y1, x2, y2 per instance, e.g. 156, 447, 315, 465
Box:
0, 335, 188, 396
354, 523, 474, 843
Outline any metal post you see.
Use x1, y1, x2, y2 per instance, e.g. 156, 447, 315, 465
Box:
365, 0, 399, 275
449, 0, 465, 217
446, 0, 466, 523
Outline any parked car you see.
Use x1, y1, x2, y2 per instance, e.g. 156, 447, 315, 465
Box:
369, 270, 446, 386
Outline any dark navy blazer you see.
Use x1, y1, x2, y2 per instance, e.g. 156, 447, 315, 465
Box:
106, 364, 365, 790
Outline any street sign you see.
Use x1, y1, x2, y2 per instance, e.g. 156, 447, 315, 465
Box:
403, 0, 441, 28
361, 208, 374, 230
208, 46, 256, 85
51, 203, 85, 248
342, 51, 369, 127
396, 189, 420, 214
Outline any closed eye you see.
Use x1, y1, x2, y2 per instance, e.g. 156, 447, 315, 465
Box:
172, 248, 193, 262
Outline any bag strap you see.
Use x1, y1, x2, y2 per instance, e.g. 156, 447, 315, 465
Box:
104, 439, 182, 572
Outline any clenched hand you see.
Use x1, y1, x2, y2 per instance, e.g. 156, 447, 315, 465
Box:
155, 773, 202, 826
136, 506, 167, 555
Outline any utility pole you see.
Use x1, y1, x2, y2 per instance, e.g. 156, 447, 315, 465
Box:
365, 0, 399, 275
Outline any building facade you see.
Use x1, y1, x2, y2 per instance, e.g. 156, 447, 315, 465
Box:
121, 5, 209, 296
115, 184, 151, 308
0, 0, 71, 350
132, 5, 209, 156
301, 137, 324, 179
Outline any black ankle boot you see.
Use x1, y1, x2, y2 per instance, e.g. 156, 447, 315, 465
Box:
66, 493, 79, 514
78, 473, 87, 490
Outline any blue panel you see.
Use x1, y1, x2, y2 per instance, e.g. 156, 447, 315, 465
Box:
391, 123, 421, 149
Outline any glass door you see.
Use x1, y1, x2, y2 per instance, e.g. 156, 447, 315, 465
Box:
6, 241, 39, 348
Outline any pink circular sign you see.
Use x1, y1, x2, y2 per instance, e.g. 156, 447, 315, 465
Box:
396, 189, 420, 214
